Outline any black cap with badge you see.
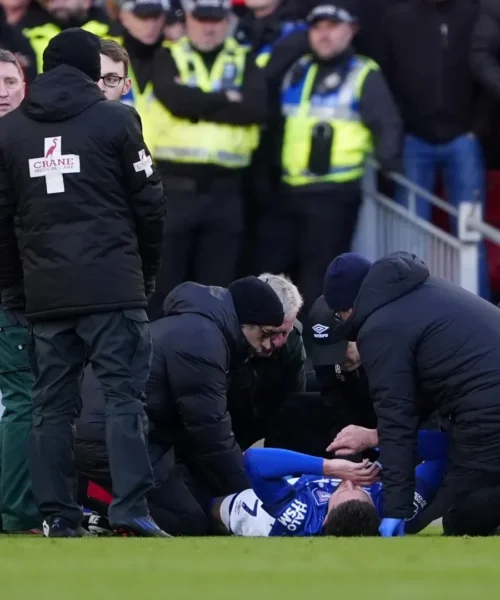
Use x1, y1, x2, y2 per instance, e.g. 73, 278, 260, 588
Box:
183, 0, 231, 20
308, 295, 348, 367
306, 2, 359, 26
121, 0, 170, 17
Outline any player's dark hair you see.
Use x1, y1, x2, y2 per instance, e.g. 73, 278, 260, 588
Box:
324, 500, 381, 537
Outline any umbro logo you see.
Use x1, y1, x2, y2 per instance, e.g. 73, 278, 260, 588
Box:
312, 324, 329, 338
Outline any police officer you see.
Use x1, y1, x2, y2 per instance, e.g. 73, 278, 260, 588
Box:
23, 0, 110, 74
0, 50, 40, 535
253, 2, 403, 314
106, 0, 169, 150
0, 29, 167, 537
148, 0, 267, 320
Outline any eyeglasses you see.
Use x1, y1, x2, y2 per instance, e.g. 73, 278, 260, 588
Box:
99, 75, 125, 88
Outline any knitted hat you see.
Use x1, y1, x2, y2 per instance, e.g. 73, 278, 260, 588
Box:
323, 252, 372, 311
229, 276, 284, 327
43, 28, 101, 82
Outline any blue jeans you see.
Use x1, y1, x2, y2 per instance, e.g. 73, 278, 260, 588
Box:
396, 134, 489, 298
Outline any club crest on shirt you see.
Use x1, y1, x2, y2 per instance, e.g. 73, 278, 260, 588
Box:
312, 488, 331, 506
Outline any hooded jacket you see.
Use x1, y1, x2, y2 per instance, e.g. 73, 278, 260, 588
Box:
344, 252, 500, 518
145, 283, 250, 496
0, 65, 165, 321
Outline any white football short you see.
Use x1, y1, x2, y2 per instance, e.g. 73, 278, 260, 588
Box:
220, 489, 276, 537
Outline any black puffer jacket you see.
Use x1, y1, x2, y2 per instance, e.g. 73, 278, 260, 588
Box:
344, 252, 500, 518
0, 65, 165, 320
145, 283, 250, 496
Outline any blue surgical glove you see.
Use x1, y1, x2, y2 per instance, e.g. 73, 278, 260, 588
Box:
379, 518, 405, 537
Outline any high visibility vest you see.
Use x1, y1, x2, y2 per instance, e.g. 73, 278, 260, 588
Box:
104, 36, 157, 152
150, 36, 260, 169
281, 54, 375, 186
23, 21, 110, 75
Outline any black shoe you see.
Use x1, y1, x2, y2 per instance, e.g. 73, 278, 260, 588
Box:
82, 511, 113, 537
111, 516, 172, 538
43, 518, 91, 538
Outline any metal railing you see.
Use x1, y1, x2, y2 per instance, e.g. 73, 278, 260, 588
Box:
353, 160, 500, 296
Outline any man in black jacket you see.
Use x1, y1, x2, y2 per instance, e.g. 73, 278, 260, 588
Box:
146, 276, 284, 525
323, 251, 500, 537
0, 29, 167, 538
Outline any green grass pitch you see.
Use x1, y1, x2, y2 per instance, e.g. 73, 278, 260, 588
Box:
1, 531, 499, 600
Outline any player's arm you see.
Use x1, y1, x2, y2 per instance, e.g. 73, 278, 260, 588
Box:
244, 448, 379, 508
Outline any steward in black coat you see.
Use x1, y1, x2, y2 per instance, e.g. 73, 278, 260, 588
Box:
146, 277, 284, 498
324, 251, 500, 535
0, 45, 165, 320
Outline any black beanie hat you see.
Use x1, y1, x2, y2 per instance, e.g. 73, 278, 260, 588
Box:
43, 28, 101, 82
229, 276, 284, 327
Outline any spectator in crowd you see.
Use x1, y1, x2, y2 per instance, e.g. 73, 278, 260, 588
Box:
145, 276, 284, 528
227, 273, 306, 450
163, 0, 184, 41
107, 0, 168, 149
323, 251, 500, 537
0, 29, 167, 537
0, 5, 36, 81
470, 0, 500, 102
0, 49, 40, 535
253, 2, 402, 315
234, 0, 305, 67
148, 0, 267, 320
23, 0, 110, 73
98, 38, 131, 100
379, 0, 489, 296
1, 0, 50, 28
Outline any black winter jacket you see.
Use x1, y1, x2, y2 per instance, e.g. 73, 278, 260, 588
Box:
470, 0, 500, 100
0, 65, 165, 321
145, 283, 250, 496
344, 252, 500, 518
379, 0, 481, 143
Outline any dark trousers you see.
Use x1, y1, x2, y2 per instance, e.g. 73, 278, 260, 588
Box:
76, 439, 208, 536
28, 309, 153, 527
441, 467, 500, 536
253, 182, 362, 315
148, 186, 244, 321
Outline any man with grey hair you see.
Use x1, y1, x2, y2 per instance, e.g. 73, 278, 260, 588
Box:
227, 272, 306, 449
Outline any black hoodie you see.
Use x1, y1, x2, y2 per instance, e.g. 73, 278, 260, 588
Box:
344, 252, 500, 518
145, 282, 250, 496
0, 65, 165, 321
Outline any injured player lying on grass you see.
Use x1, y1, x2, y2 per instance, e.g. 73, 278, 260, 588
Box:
211, 431, 447, 537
